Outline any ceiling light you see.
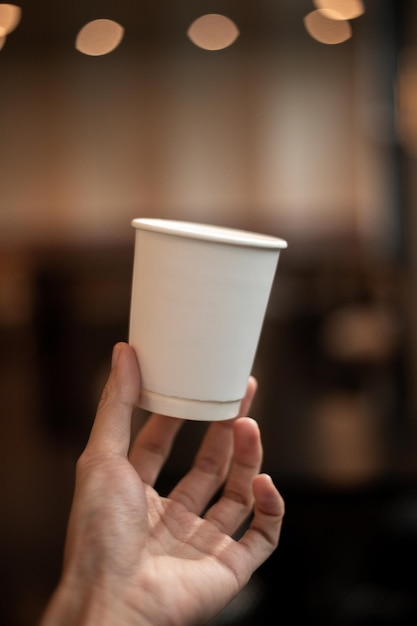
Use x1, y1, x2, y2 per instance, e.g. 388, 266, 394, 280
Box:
304, 9, 352, 45
187, 14, 239, 51
0, 3, 21, 35
313, 0, 365, 20
75, 19, 124, 57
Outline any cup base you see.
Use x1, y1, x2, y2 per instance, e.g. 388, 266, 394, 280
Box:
138, 388, 241, 421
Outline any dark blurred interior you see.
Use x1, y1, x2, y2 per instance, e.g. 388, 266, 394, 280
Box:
2, 0, 417, 624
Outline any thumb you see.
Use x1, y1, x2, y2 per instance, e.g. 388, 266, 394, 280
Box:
87, 342, 141, 456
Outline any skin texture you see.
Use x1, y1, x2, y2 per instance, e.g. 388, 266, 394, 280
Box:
40, 342, 285, 626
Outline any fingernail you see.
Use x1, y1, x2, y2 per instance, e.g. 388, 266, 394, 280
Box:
111, 343, 122, 368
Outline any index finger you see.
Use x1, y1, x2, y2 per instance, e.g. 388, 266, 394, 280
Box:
86, 342, 141, 457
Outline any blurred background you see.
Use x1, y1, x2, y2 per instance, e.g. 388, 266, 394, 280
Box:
2, 0, 417, 623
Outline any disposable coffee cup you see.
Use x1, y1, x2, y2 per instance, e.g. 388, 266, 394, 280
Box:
129, 218, 287, 420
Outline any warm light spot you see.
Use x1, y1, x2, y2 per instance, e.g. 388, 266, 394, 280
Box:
75, 19, 124, 56
313, 0, 365, 20
320, 305, 398, 362
0, 34, 6, 50
0, 3, 21, 35
187, 14, 239, 51
304, 9, 352, 44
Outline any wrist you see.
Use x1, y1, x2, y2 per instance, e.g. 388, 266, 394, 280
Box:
40, 578, 152, 626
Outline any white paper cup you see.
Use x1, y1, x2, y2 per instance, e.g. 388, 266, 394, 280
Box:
129, 218, 287, 420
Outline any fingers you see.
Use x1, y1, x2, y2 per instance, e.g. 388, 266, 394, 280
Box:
167, 377, 259, 513
238, 376, 258, 418
129, 375, 258, 491
203, 417, 262, 533
214, 473, 284, 588
86, 342, 141, 457
237, 473, 285, 570
168, 418, 235, 510
128, 414, 184, 486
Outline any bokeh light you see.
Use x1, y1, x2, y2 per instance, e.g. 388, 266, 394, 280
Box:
304, 9, 352, 44
313, 0, 365, 20
75, 19, 124, 57
187, 14, 239, 51
0, 3, 21, 35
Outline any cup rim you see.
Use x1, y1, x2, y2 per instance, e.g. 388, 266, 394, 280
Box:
131, 218, 288, 250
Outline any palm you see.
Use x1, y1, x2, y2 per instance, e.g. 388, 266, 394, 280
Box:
132, 484, 243, 624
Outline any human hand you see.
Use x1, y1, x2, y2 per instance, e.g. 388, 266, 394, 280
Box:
41, 342, 284, 626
